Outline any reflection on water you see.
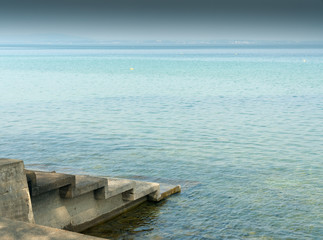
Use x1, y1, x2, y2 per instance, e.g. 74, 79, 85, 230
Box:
83, 177, 200, 239
83, 201, 164, 239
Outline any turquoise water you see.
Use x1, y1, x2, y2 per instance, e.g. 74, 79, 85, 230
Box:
0, 46, 322, 239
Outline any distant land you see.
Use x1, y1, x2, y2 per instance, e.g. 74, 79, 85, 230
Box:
0, 34, 322, 48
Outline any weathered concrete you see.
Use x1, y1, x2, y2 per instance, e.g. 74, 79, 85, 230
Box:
0, 159, 34, 223
150, 183, 181, 202
69, 197, 148, 232
1, 158, 181, 238
30, 174, 180, 232
28, 170, 75, 197
60, 175, 108, 199
0, 217, 104, 240
121, 179, 160, 201
117, 176, 182, 201
95, 177, 135, 200
32, 186, 132, 230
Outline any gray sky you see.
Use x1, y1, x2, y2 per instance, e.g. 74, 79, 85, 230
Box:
1, 0, 323, 42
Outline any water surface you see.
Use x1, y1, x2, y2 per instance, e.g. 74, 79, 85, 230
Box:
0, 45, 322, 239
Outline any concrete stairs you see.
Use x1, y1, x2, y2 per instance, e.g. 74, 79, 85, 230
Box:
23, 169, 180, 231
25, 170, 180, 203
25, 170, 136, 201
106, 178, 181, 202
1, 158, 181, 236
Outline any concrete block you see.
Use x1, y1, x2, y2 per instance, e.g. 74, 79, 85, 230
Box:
25, 170, 75, 197
122, 180, 160, 201
0, 158, 34, 223
94, 178, 135, 200
61, 175, 108, 199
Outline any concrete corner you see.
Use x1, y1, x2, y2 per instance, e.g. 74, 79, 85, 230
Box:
0, 158, 34, 223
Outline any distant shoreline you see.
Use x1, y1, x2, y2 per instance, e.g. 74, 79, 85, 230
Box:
1, 42, 323, 50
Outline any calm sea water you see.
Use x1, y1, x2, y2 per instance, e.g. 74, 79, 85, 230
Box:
0, 45, 322, 239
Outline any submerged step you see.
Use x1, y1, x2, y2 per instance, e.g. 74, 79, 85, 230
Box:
26, 170, 75, 197
60, 175, 108, 199
149, 183, 181, 202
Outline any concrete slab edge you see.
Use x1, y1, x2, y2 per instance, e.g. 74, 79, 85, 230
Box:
0, 217, 104, 240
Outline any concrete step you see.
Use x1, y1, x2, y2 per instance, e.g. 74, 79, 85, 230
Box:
122, 180, 160, 201
25, 170, 75, 197
25, 170, 180, 202
94, 178, 135, 200
60, 175, 108, 199
116, 176, 181, 202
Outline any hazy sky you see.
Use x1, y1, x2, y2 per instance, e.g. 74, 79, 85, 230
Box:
1, 0, 323, 42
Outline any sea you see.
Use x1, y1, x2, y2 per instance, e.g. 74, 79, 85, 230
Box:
0, 44, 322, 239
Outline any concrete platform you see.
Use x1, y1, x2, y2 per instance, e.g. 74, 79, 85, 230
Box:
0, 217, 104, 240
